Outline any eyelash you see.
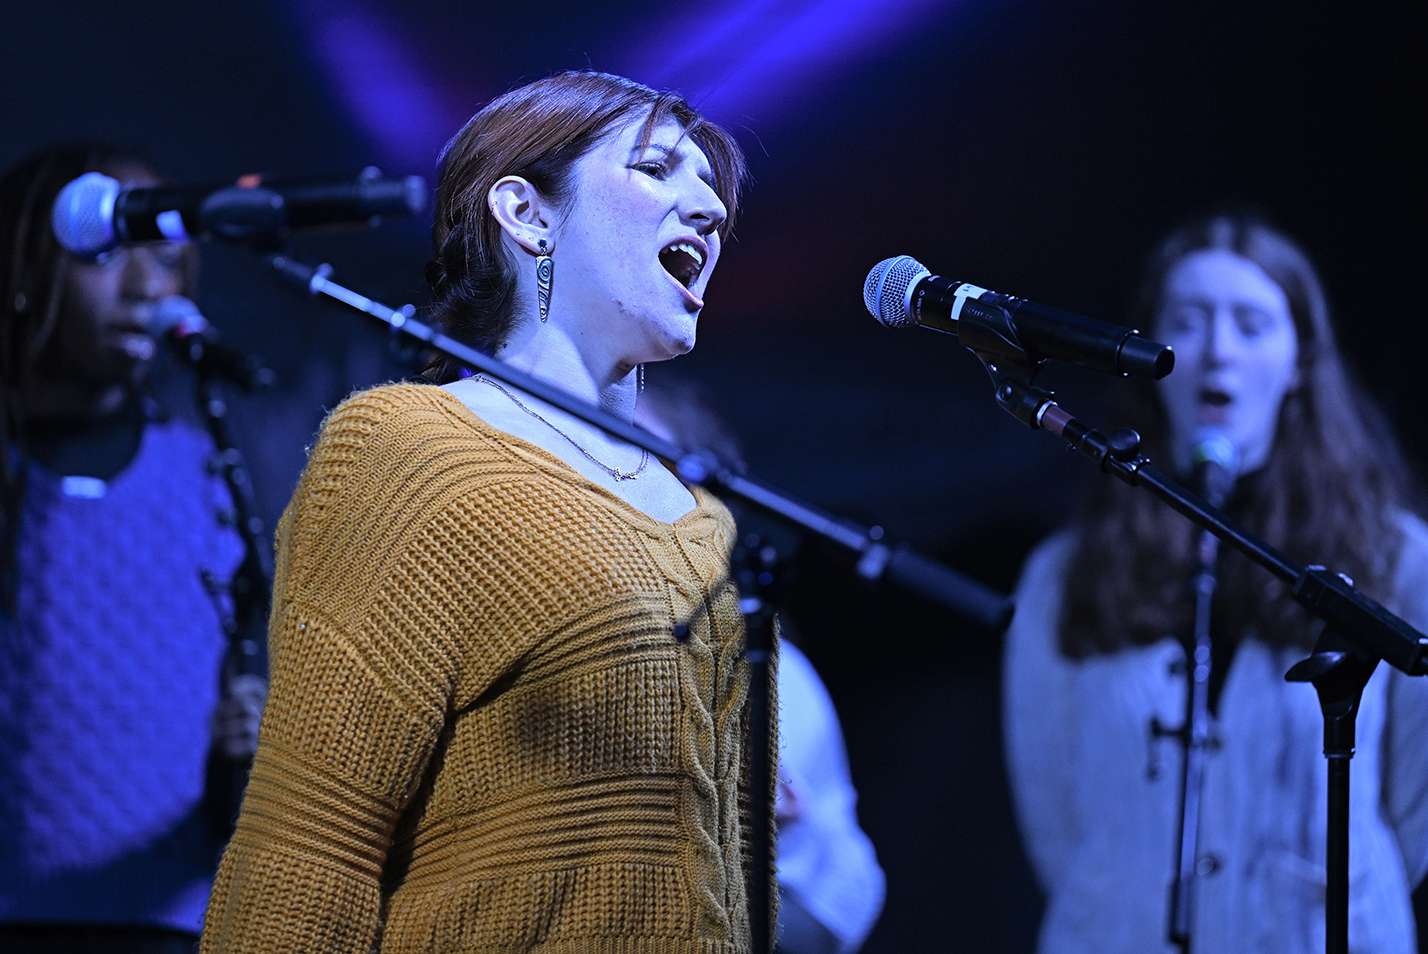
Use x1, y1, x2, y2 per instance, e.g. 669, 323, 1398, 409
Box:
634, 161, 669, 180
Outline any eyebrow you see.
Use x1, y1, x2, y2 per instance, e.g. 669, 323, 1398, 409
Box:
644, 142, 718, 190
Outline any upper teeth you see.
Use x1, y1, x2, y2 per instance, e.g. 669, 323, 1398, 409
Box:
667, 242, 704, 267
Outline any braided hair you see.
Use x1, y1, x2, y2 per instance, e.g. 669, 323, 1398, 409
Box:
0, 143, 194, 610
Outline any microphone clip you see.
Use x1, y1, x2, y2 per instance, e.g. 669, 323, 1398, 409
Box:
974, 349, 1051, 430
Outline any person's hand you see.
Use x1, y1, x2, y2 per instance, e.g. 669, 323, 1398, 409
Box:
211, 673, 267, 760
776, 766, 804, 824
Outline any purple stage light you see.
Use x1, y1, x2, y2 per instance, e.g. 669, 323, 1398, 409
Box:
621, 0, 963, 122
286, 0, 968, 180
304, 9, 465, 174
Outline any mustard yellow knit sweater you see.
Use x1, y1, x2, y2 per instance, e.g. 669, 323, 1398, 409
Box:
201, 383, 766, 953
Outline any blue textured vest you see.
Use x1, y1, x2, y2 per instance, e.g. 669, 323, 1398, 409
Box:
0, 415, 245, 932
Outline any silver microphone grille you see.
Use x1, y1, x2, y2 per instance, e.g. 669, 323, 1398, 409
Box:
863, 255, 930, 328
51, 172, 122, 258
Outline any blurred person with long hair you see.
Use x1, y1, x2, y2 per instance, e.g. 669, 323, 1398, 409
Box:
1003, 213, 1428, 952
0, 144, 260, 952
200, 71, 765, 952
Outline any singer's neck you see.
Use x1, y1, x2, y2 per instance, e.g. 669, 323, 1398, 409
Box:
25, 391, 145, 480
23, 378, 136, 427
494, 323, 640, 422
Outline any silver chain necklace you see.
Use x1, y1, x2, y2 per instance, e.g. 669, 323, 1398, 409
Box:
473, 375, 650, 481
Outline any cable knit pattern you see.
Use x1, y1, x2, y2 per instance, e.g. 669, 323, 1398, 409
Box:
202, 383, 765, 953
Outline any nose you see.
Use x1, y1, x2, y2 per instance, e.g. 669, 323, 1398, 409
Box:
681, 175, 727, 237
1203, 307, 1235, 367
120, 246, 183, 302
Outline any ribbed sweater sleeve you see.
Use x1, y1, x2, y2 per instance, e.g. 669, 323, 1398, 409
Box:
202, 385, 551, 951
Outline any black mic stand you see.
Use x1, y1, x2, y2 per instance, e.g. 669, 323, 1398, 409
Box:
188, 357, 274, 836
729, 529, 788, 954
265, 254, 1015, 954
977, 356, 1426, 954
1165, 501, 1225, 951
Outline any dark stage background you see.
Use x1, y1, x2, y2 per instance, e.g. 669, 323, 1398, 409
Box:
4, 1, 1424, 949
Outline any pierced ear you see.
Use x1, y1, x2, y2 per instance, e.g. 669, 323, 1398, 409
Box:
488, 176, 553, 255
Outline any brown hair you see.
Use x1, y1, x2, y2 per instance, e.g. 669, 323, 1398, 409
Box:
422, 71, 747, 379
0, 143, 196, 611
1060, 213, 1411, 657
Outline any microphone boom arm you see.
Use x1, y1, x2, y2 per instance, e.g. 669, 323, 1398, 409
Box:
987, 372, 1427, 675
267, 254, 1014, 632
983, 372, 1426, 954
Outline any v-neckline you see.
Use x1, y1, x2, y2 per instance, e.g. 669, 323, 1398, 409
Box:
427, 384, 717, 537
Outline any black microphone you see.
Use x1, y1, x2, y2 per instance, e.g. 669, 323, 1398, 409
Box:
51, 168, 427, 258
149, 296, 275, 392
864, 255, 1174, 379
1190, 427, 1238, 510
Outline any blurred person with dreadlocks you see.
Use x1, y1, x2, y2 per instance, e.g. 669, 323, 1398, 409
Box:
0, 144, 262, 952
1003, 213, 1428, 953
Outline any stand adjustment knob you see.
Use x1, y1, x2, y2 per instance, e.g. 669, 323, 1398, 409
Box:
1108, 428, 1141, 461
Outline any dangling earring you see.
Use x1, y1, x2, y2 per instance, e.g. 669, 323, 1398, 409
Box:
535, 240, 553, 322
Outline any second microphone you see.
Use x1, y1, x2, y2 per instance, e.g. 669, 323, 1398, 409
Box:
865, 255, 1174, 379
52, 169, 428, 258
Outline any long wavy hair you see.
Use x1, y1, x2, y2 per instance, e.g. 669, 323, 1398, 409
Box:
1060, 213, 1411, 658
0, 143, 195, 611
422, 70, 747, 381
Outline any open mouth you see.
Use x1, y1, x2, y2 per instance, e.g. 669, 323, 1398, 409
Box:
1200, 388, 1231, 407
658, 240, 706, 289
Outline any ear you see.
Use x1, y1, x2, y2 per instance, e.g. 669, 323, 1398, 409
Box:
488, 176, 554, 255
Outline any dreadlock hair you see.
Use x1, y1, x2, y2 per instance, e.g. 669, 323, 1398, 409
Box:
0, 143, 194, 611
1060, 212, 1412, 658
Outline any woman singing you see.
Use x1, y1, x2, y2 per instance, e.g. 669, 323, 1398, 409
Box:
201, 71, 759, 952
1003, 214, 1428, 953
